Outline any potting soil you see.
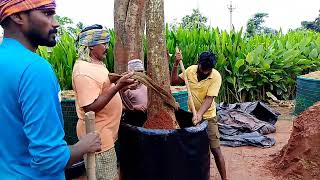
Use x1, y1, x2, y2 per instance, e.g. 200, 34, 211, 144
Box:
143, 109, 176, 129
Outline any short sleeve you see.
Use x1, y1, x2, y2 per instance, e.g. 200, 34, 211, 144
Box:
73, 74, 101, 107
207, 71, 222, 97
179, 66, 192, 81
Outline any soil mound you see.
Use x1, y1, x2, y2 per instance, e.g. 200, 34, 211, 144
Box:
271, 102, 320, 179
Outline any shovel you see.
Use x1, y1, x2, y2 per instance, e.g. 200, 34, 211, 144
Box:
175, 47, 198, 125
84, 111, 96, 180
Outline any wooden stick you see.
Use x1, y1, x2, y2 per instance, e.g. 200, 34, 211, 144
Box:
84, 111, 96, 180
176, 48, 198, 125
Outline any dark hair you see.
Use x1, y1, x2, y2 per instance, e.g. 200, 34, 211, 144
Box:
198, 51, 217, 69
80, 24, 103, 33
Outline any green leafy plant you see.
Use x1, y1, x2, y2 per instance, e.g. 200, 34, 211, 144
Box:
38, 28, 320, 103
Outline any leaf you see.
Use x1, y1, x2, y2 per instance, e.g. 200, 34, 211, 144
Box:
266, 92, 278, 101
255, 45, 264, 55
226, 76, 234, 85
246, 52, 254, 65
237, 87, 244, 93
296, 59, 311, 65
271, 74, 282, 82
309, 48, 318, 59
224, 66, 232, 75
235, 59, 245, 69
244, 77, 254, 82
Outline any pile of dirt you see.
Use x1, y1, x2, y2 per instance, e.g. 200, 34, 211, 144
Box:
301, 71, 320, 80
271, 102, 320, 179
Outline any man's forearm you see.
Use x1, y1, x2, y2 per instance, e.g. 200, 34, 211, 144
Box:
198, 96, 214, 118
66, 144, 86, 168
171, 63, 180, 85
83, 84, 121, 113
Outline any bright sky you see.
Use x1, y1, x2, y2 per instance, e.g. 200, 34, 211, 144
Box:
0, 0, 319, 35
54, 0, 320, 33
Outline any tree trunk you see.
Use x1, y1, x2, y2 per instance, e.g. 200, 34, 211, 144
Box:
144, 0, 176, 129
114, 0, 146, 73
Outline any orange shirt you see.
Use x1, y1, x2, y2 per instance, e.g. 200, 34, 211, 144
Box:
72, 60, 122, 152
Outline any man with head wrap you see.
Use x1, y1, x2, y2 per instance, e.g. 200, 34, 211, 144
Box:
122, 59, 148, 112
72, 25, 137, 180
0, 1, 102, 179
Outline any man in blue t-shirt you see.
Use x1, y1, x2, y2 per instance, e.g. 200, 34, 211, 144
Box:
0, 1, 102, 179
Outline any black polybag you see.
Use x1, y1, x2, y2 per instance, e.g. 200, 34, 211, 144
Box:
119, 109, 210, 180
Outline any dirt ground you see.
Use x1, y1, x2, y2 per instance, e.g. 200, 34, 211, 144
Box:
210, 102, 295, 180
76, 102, 295, 180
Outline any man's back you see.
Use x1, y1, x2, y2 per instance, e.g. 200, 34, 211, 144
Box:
0, 38, 70, 179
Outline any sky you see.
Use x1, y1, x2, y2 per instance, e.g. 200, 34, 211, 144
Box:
53, 0, 320, 33
0, 0, 319, 36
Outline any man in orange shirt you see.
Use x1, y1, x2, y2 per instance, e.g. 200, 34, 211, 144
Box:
72, 24, 137, 180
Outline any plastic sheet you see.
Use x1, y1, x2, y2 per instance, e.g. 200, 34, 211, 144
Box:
217, 101, 279, 148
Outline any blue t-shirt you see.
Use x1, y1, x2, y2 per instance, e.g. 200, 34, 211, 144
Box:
0, 38, 70, 179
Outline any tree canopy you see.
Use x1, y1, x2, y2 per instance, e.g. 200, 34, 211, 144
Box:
246, 13, 278, 36
180, 9, 208, 29
301, 10, 320, 32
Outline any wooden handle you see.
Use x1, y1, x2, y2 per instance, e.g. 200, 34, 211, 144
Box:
85, 111, 96, 180
179, 60, 197, 122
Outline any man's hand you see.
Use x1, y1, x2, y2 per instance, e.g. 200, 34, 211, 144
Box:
77, 132, 101, 154
174, 49, 183, 66
192, 113, 203, 125
133, 104, 147, 112
116, 72, 137, 90
109, 75, 119, 84
67, 132, 101, 167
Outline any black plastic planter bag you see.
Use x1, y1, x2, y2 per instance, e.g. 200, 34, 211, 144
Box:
119, 109, 210, 180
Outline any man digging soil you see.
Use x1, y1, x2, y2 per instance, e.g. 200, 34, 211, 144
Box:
171, 50, 227, 180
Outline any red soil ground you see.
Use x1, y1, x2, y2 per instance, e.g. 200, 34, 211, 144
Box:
210, 102, 295, 180
270, 102, 320, 180
78, 101, 299, 180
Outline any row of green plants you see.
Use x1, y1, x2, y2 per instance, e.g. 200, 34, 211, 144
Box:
38, 28, 320, 103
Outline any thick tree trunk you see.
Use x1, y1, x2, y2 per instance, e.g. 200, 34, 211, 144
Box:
114, 0, 129, 74
114, 0, 146, 73
144, 0, 176, 129
126, 0, 146, 61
